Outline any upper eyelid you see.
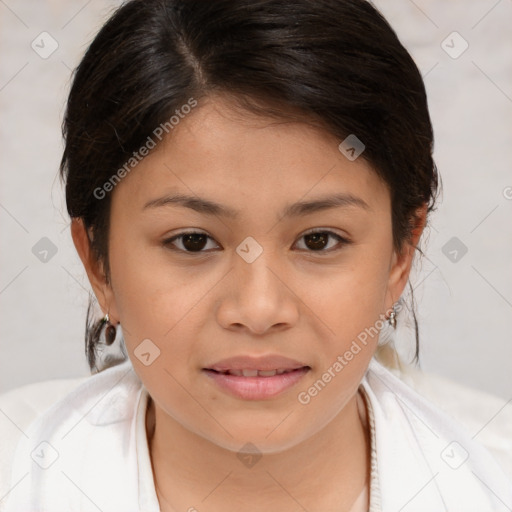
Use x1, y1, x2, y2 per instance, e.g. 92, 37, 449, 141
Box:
167, 227, 347, 240
165, 228, 349, 249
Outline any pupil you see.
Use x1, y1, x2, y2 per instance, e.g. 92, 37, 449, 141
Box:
183, 234, 207, 251
305, 233, 327, 250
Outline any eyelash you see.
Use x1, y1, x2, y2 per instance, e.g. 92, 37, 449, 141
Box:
162, 229, 352, 255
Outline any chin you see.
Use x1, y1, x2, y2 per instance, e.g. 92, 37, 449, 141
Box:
194, 416, 316, 455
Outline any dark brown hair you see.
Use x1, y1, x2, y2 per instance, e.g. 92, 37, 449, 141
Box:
59, 0, 439, 372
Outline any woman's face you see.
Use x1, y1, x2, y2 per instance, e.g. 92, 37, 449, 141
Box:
93, 96, 415, 453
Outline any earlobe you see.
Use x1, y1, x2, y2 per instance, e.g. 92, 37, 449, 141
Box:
70, 218, 115, 317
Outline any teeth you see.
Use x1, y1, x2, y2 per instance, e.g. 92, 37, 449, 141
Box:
241, 369, 259, 377
222, 369, 296, 377
258, 370, 278, 377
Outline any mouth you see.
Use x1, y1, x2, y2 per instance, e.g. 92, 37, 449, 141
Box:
202, 366, 311, 400
205, 368, 307, 377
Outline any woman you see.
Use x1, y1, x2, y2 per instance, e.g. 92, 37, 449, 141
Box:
2, 0, 511, 511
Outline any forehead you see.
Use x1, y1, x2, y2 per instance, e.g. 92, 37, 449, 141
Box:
112, 96, 390, 217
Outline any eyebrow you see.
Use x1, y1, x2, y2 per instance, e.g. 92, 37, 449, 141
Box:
143, 191, 370, 219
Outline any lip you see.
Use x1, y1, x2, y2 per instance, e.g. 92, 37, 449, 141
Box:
204, 354, 308, 372
202, 354, 310, 400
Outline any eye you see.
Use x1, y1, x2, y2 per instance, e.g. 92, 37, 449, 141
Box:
163, 231, 220, 253
162, 228, 351, 255
294, 229, 350, 253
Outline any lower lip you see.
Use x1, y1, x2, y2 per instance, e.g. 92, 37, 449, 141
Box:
202, 367, 310, 400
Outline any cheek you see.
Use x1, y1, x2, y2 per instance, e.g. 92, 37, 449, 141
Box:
108, 234, 223, 370
302, 249, 392, 403
107, 233, 184, 346
293, 257, 391, 420
107, 240, 208, 408
313, 252, 391, 339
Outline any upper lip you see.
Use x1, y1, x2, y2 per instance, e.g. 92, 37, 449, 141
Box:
204, 355, 309, 372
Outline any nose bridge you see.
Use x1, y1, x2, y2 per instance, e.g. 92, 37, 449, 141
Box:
235, 238, 283, 303
216, 237, 299, 333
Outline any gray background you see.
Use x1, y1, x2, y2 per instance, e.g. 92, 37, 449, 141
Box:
1, 0, 511, 399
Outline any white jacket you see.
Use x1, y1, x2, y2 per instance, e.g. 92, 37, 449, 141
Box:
0, 357, 511, 511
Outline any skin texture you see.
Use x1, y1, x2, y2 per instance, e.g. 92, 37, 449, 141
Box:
72, 95, 426, 511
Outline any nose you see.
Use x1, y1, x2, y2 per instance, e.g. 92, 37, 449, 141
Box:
215, 248, 300, 335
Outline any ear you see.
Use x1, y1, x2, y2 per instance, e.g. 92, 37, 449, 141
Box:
385, 204, 428, 309
70, 218, 118, 321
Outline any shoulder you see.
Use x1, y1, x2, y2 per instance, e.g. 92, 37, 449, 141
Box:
397, 361, 512, 481
0, 377, 88, 509
362, 359, 512, 511
0, 360, 142, 512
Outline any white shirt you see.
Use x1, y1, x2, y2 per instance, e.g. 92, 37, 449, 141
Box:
1, 357, 511, 511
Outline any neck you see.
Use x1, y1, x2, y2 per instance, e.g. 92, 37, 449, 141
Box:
147, 390, 370, 511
